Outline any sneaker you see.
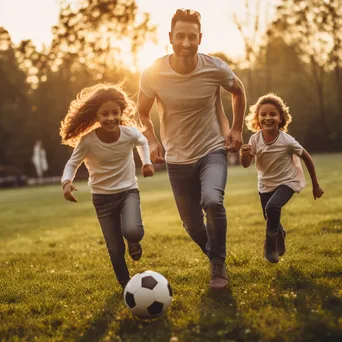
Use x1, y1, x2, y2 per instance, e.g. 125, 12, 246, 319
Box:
264, 232, 279, 263
209, 261, 229, 290
128, 242, 142, 261
277, 228, 286, 256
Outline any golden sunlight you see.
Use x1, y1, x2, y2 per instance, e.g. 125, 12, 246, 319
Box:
136, 42, 168, 71
0, 0, 279, 71
0, 0, 59, 49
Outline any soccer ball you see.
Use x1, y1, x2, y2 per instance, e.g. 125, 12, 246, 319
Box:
123, 270, 173, 319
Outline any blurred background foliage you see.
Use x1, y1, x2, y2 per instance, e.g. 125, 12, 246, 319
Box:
0, 0, 341, 177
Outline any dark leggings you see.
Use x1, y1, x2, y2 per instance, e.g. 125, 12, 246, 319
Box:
259, 185, 294, 235
92, 189, 144, 286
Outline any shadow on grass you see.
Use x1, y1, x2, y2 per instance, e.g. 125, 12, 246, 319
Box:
274, 265, 342, 342
78, 292, 172, 342
78, 294, 121, 342
117, 315, 172, 342
181, 287, 261, 342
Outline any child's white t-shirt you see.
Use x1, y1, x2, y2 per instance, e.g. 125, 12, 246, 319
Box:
61, 126, 151, 194
249, 130, 306, 193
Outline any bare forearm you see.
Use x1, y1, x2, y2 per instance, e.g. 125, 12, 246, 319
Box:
215, 88, 230, 136
240, 155, 252, 168
301, 150, 319, 185
219, 117, 230, 137
139, 114, 159, 144
231, 89, 246, 131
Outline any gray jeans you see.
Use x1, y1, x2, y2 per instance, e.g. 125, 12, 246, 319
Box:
92, 189, 144, 286
259, 185, 294, 235
167, 149, 228, 262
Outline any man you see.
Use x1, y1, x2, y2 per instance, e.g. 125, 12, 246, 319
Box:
138, 9, 246, 290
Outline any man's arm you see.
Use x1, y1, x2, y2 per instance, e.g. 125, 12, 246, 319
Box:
137, 90, 164, 163
215, 87, 230, 138
224, 75, 246, 152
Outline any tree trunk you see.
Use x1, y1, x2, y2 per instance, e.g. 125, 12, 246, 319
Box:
317, 65, 329, 140
335, 66, 342, 119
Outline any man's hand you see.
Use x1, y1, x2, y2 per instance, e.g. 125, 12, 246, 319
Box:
226, 128, 243, 153
141, 164, 155, 178
149, 141, 164, 163
63, 183, 77, 202
313, 184, 324, 200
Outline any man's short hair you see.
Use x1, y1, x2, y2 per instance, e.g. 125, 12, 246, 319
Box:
171, 9, 201, 32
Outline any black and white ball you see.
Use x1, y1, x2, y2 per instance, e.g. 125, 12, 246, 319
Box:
123, 270, 173, 319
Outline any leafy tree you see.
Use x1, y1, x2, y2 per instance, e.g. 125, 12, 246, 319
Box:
0, 28, 34, 171
7, 0, 158, 176
270, 0, 342, 140
323, 0, 342, 118
23, 0, 157, 84
256, 35, 320, 143
231, 0, 264, 101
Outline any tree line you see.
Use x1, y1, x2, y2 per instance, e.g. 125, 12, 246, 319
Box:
0, 0, 341, 177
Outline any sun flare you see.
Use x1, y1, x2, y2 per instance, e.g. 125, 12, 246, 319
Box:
0, 0, 279, 72
136, 42, 168, 71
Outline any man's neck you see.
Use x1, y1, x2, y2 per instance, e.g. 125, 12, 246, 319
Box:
170, 54, 198, 74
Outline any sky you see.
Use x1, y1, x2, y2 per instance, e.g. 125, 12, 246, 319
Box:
0, 0, 278, 70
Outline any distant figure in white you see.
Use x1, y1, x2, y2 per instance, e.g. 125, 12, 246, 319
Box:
31, 140, 48, 180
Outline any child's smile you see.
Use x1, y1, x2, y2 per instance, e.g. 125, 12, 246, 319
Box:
258, 103, 282, 134
96, 100, 122, 133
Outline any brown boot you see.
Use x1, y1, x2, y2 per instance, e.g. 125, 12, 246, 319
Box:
277, 227, 286, 256
264, 231, 279, 263
209, 261, 229, 290
128, 242, 142, 261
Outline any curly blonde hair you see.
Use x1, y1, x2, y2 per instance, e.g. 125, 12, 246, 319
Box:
60, 82, 136, 147
245, 93, 292, 132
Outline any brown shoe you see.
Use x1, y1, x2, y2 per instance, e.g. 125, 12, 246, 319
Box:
209, 261, 229, 290
277, 227, 286, 256
264, 232, 279, 263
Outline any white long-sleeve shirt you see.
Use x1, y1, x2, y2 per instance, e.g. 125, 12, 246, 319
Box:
61, 126, 152, 194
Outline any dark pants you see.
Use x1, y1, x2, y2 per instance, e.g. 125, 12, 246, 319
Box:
167, 149, 228, 262
92, 189, 144, 286
259, 185, 294, 235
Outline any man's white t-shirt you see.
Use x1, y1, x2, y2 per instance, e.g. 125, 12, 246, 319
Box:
61, 126, 151, 194
249, 130, 306, 193
140, 53, 235, 164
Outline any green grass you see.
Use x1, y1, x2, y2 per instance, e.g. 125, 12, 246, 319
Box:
1, 153, 341, 342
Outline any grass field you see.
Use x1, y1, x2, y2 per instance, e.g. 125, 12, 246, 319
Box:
1, 153, 341, 342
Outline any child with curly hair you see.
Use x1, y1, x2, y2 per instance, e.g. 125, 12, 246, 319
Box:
240, 93, 324, 263
60, 82, 154, 288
